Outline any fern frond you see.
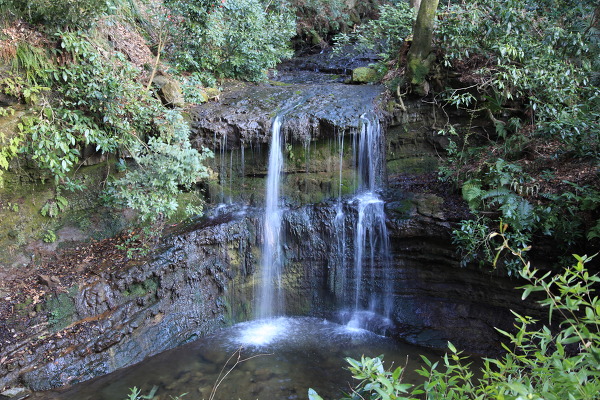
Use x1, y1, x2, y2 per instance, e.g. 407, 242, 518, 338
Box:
462, 179, 483, 202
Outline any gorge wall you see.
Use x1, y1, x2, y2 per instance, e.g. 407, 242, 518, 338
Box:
0, 81, 540, 395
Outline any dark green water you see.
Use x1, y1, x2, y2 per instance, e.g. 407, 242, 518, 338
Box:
34, 317, 440, 400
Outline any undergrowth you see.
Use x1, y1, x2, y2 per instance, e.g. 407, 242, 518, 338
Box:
311, 227, 600, 399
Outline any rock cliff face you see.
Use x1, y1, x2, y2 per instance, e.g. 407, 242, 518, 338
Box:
3, 196, 536, 391
384, 189, 541, 354
188, 80, 389, 205
0, 213, 259, 391
189, 82, 388, 147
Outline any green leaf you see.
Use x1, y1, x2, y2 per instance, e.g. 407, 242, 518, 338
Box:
374, 386, 391, 400
392, 366, 402, 381
346, 357, 361, 370
396, 383, 413, 392
447, 342, 457, 353
561, 335, 582, 345
307, 389, 323, 400
522, 286, 533, 300
379, 376, 393, 392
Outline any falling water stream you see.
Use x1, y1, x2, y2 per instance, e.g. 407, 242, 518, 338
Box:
337, 116, 393, 332
256, 115, 285, 319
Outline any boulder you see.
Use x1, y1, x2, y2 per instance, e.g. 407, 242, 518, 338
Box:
351, 67, 378, 83
152, 75, 185, 107
205, 87, 220, 101
159, 80, 184, 107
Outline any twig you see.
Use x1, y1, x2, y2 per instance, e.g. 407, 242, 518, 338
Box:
395, 84, 407, 112
209, 347, 272, 400
146, 9, 167, 92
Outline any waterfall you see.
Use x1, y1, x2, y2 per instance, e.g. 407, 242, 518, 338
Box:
253, 110, 392, 331
351, 192, 391, 317
333, 130, 347, 305
343, 115, 393, 331
256, 115, 285, 319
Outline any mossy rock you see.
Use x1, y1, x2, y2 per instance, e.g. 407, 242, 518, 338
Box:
205, 87, 221, 101
46, 286, 78, 331
413, 193, 444, 219
351, 67, 378, 84
387, 157, 438, 175
160, 80, 184, 107
196, 89, 209, 103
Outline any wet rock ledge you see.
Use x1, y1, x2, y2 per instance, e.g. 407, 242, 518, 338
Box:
188, 81, 388, 149
0, 213, 260, 392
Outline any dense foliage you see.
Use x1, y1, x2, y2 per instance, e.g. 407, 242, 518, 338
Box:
434, 0, 599, 271
294, 0, 360, 45
165, 0, 295, 81
333, 1, 415, 61
0, 29, 212, 224
437, 0, 599, 156
0, 0, 110, 29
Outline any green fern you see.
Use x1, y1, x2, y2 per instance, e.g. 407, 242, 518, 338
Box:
461, 179, 483, 209
12, 42, 52, 85
480, 187, 513, 206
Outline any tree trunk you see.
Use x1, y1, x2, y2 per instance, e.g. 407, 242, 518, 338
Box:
410, 0, 422, 12
406, 0, 439, 96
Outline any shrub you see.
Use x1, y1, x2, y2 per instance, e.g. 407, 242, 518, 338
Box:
310, 248, 600, 400
1, 0, 110, 29
107, 110, 213, 222
433, 0, 599, 269
437, 0, 599, 155
294, 0, 353, 41
165, 0, 295, 81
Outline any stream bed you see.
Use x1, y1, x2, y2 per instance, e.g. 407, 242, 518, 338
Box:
34, 317, 440, 400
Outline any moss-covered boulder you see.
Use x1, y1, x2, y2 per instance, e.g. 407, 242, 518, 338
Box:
160, 80, 184, 107
152, 75, 185, 107
205, 87, 221, 101
351, 67, 378, 83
